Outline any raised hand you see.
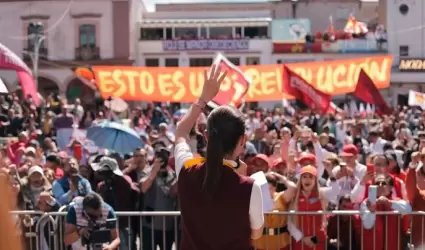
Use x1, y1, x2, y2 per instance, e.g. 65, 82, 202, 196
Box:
200, 64, 228, 103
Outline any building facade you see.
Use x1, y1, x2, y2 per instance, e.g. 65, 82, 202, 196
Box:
136, 2, 273, 67
0, 0, 132, 105
386, 0, 425, 105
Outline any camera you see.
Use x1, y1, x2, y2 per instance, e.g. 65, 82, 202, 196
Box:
155, 147, 170, 169
81, 218, 116, 249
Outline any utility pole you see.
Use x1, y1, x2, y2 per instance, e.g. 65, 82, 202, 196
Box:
28, 22, 46, 88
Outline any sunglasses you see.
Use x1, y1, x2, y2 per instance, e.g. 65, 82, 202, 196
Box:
375, 181, 388, 186
374, 162, 386, 167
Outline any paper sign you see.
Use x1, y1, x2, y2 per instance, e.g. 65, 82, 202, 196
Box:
408, 90, 425, 109
250, 171, 273, 212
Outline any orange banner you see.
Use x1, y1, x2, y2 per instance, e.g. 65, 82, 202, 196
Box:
93, 55, 392, 102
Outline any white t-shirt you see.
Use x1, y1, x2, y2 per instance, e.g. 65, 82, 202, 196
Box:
174, 140, 264, 230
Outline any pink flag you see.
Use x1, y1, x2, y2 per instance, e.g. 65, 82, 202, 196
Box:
0, 42, 39, 105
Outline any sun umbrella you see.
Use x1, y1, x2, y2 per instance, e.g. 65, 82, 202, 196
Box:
87, 120, 144, 154
173, 108, 188, 119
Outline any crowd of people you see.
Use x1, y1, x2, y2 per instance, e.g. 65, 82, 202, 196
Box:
0, 86, 425, 250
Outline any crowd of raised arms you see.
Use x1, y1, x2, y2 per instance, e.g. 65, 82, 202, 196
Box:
0, 88, 424, 250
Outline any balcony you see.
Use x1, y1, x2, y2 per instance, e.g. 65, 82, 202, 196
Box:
22, 47, 48, 62
75, 46, 100, 61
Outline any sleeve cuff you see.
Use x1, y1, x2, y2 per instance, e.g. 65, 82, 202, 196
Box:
409, 162, 419, 169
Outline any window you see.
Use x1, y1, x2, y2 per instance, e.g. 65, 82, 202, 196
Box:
165, 28, 172, 39
235, 27, 242, 38
145, 58, 159, 67
175, 27, 197, 39
244, 27, 268, 39
209, 27, 233, 39
27, 22, 45, 49
79, 24, 96, 47
165, 58, 179, 67
189, 58, 213, 67
399, 45, 409, 56
227, 57, 240, 66
200, 27, 207, 39
140, 28, 164, 40
246, 57, 260, 65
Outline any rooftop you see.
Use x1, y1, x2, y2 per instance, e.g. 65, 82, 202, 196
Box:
144, 0, 379, 12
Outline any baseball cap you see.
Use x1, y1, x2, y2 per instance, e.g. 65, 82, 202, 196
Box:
299, 165, 318, 177
340, 144, 359, 157
91, 156, 123, 176
28, 166, 44, 177
253, 154, 270, 167
25, 147, 36, 155
298, 153, 316, 165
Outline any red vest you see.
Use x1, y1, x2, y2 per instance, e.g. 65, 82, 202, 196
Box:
361, 198, 404, 250
363, 174, 409, 233
291, 192, 326, 250
178, 163, 254, 250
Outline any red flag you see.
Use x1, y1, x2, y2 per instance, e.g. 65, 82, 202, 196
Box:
283, 66, 332, 113
353, 69, 392, 115
327, 102, 343, 114
0, 42, 39, 105
208, 54, 250, 109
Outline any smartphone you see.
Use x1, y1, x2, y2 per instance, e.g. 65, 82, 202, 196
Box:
367, 164, 374, 174
368, 185, 377, 204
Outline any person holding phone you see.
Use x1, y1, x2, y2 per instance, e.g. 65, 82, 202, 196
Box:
359, 174, 411, 250
174, 65, 264, 250
350, 154, 408, 204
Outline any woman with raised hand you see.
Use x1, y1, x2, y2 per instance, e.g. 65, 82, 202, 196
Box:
174, 65, 264, 250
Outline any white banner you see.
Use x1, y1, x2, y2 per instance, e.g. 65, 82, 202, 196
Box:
163, 39, 249, 51
408, 90, 425, 109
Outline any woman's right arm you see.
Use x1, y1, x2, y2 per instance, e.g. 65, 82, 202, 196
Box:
174, 65, 227, 177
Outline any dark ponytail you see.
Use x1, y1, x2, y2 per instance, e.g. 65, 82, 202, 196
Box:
203, 130, 223, 197
201, 106, 246, 198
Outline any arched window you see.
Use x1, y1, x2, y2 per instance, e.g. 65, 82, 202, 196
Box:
79, 24, 96, 47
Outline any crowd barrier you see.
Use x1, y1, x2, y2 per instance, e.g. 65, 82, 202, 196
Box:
11, 209, 425, 250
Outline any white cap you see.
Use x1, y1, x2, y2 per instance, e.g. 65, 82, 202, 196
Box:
28, 166, 44, 177
91, 156, 123, 176
25, 147, 36, 155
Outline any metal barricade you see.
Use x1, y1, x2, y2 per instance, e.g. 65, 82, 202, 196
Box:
10, 210, 425, 250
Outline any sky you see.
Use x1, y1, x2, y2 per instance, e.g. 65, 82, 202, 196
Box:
144, 0, 378, 12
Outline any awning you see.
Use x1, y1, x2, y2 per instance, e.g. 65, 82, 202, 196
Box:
140, 17, 272, 28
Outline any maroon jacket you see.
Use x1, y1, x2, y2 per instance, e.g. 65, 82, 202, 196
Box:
178, 162, 254, 250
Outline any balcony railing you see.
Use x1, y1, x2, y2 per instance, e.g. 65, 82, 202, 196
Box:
75, 46, 100, 61
22, 47, 48, 61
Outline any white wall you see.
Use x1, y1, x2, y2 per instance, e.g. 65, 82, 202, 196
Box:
387, 0, 424, 58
